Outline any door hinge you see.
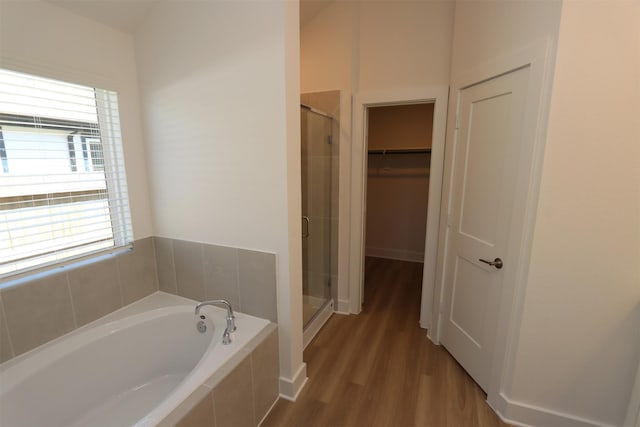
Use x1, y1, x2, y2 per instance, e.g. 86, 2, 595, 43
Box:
327, 135, 333, 145
455, 113, 460, 130
447, 214, 453, 227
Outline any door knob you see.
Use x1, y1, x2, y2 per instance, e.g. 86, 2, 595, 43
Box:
479, 258, 503, 269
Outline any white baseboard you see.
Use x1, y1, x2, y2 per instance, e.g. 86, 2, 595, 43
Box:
365, 246, 424, 263
336, 298, 350, 314
426, 327, 439, 346
303, 300, 333, 349
491, 392, 617, 427
279, 363, 307, 402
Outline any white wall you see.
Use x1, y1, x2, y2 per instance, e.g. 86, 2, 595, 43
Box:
0, 0, 154, 239
135, 0, 304, 396
508, 1, 640, 425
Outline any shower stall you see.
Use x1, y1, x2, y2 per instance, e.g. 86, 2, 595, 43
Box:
300, 105, 334, 333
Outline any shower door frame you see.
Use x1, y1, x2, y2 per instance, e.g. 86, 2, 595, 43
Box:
300, 105, 334, 333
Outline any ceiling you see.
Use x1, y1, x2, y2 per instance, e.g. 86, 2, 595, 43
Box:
46, 0, 334, 34
47, 0, 159, 34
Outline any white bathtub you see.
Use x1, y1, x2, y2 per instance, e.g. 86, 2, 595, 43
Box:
0, 292, 270, 427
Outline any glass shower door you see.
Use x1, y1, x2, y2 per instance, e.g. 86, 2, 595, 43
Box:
301, 107, 332, 328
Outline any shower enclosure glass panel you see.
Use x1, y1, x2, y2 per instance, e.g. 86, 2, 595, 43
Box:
301, 107, 332, 328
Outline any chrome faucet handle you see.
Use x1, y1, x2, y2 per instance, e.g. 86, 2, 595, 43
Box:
222, 328, 232, 345
227, 313, 236, 332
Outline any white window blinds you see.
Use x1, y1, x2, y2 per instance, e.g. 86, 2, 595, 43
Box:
0, 68, 133, 278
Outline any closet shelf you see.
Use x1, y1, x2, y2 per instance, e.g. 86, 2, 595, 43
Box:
368, 167, 430, 177
368, 148, 431, 155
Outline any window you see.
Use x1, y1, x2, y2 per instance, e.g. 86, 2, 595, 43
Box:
0, 68, 133, 278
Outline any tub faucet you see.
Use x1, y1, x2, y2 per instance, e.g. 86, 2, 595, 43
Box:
194, 299, 237, 345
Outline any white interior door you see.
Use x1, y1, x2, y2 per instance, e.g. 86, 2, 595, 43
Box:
440, 67, 529, 391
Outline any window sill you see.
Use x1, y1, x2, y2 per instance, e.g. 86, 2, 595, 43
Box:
0, 244, 133, 291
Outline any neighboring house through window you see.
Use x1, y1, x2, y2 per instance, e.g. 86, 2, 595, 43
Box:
0, 68, 133, 277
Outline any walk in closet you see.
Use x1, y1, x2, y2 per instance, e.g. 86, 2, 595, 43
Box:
365, 103, 434, 263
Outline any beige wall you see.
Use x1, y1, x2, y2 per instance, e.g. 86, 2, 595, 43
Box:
135, 0, 304, 397
367, 103, 434, 150
0, 0, 153, 239
450, 0, 562, 77
302, 1, 454, 91
508, 1, 640, 425
365, 104, 433, 261
301, 0, 454, 309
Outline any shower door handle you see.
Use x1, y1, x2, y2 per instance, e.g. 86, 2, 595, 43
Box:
302, 216, 310, 238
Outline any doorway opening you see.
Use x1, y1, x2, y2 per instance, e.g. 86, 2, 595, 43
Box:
363, 103, 434, 302
350, 86, 449, 332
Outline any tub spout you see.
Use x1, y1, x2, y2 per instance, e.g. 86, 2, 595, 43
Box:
194, 299, 237, 336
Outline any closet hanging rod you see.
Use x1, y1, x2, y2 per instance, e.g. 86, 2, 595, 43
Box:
367, 148, 432, 155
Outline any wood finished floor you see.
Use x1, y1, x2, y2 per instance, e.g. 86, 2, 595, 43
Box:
263, 257, 509, 427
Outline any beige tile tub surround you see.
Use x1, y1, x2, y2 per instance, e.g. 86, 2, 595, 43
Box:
0, 236, 278, 364
67, 257, 122, 327
0, 237, 158, 360
175, 388, 216, 427
166, 325, 279, 427
117, 237, 159, 304
153, 238, 278, 323
0, 295, 13, 363
173, 239, 207, 301
251, 325, 279, 418
155, 236, 178, 294
237, 249, 277, 323
203, 244, 240, 310
2, 272, 77, 357
214, 357, 255, 427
